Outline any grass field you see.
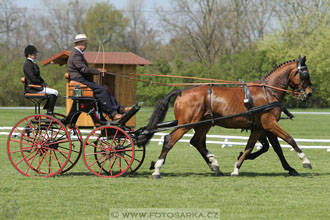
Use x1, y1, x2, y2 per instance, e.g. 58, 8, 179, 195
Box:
1, 107, 330, 220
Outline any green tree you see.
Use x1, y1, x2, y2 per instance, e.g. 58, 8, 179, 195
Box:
83, 2, 129, 51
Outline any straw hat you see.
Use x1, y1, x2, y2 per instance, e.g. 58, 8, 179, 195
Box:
74, 34, 88, 43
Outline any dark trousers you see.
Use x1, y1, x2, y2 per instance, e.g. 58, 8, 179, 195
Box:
73, 77, 121, 115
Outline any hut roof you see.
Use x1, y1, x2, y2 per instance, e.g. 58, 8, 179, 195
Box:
42, 50, 152, 66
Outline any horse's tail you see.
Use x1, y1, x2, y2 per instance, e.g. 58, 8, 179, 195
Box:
137, 88, 181, 147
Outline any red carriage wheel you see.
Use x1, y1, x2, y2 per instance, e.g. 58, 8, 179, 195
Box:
7, 115, 71, 177
126, 143, 145, 175
53, 113, 83, 174
83, 126, 134, 178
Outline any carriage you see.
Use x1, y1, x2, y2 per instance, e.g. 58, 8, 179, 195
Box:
7, 76, 149, 177
7, 55, 313, 178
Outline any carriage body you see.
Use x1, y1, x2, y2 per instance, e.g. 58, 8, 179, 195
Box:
42, 50, 152, 127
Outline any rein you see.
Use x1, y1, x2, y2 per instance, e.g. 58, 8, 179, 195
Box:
105, 72, 301, 97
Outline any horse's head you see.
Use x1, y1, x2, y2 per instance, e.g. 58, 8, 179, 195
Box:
289, 55, 312, 101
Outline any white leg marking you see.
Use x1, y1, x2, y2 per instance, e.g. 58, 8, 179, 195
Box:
207, 152, 219, 171
231, 162, 239, 176
152, 159, 164, 177
298, 152, 312, 169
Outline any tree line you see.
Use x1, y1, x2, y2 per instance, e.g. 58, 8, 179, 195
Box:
0, 0, 329, 107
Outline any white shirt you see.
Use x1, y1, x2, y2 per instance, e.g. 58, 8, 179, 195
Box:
27, 57, 35, 63
74, 47, 84, 54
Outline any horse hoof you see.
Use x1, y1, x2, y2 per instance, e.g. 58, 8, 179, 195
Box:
288, 169, 300, 176
303, 163, 312, 169
152, 174, 160, 179
211, 165, 224, 176
215, 170, 224, 176
231, 172, 239, 177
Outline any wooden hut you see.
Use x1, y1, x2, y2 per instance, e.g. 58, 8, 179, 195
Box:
42, 50, 152, 127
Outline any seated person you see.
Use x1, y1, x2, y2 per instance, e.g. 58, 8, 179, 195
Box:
23, 45, 58, 115
67, 34, 130, 120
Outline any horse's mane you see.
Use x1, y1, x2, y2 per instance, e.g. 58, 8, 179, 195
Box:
262, 60, 296, 79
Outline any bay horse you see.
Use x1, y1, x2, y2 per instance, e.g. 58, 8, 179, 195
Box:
139, 56, 312, 178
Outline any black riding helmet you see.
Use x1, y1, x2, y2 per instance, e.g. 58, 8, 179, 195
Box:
24, 45, 39, 57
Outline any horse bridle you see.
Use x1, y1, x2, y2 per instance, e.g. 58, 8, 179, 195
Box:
293, 60, 312, 100
294, 61, 312, 86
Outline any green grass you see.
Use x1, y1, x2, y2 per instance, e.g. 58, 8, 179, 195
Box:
1, 108, 330, 220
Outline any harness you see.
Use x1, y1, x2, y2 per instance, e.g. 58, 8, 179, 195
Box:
242, 79, 294, 130
207, 81, 293, 130
260, 78, 294, 119
241, 81, 255, 129
208, 84, 215, 126
142, 101, 288, 135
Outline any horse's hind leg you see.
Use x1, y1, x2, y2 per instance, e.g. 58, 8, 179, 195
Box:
237, 134, 270, 160
231, 129, 263, 176
151, 127, 190, 179
190, 124, 224, 176
266, 131, 299, 176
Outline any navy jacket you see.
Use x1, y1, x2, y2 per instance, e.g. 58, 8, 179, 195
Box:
23, 59, 47, 93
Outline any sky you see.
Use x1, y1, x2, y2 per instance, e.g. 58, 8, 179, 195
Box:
12, 0, 172, 42
13, 0, 170, 13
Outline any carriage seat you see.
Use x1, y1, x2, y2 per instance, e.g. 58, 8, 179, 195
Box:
21, 77, 48, 114
21, 77, 47, 98
65, 73, 94, 97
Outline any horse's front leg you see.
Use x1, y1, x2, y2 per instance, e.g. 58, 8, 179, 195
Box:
231, 130, 264, 176
266, 131, 299, 176
266, 122, 312, 169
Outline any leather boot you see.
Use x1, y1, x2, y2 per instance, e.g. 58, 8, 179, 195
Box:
46, 95, 57, 115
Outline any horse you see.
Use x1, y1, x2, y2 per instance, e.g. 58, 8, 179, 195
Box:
138, 56, 312, 178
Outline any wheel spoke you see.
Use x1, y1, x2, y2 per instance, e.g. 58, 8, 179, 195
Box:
98, 157, 108, 174
93, 132, 107, 148
112, 153, 132, 162
111, 155, 123, 172
39, 120, 53, 144
89, 154, 106, 167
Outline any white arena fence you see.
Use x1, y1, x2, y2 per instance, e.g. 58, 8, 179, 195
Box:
1, 127, 330, 152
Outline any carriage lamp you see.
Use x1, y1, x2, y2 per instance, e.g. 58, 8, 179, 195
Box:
73, 84, 83, 97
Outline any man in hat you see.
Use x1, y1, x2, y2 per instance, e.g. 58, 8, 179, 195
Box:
67, 34, 130, 120
23, 45, 58, 115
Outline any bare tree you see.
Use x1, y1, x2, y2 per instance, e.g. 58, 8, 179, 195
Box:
125, 0, 160, 59
223, 0, 274, 53
126, 0, 144, 53
0, 0, 23, 62
158, 0, 276, 64
158, 0, 225, 64
274, 0, 330, 43
40, 0, 88, 52
246, 0, 275, 41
